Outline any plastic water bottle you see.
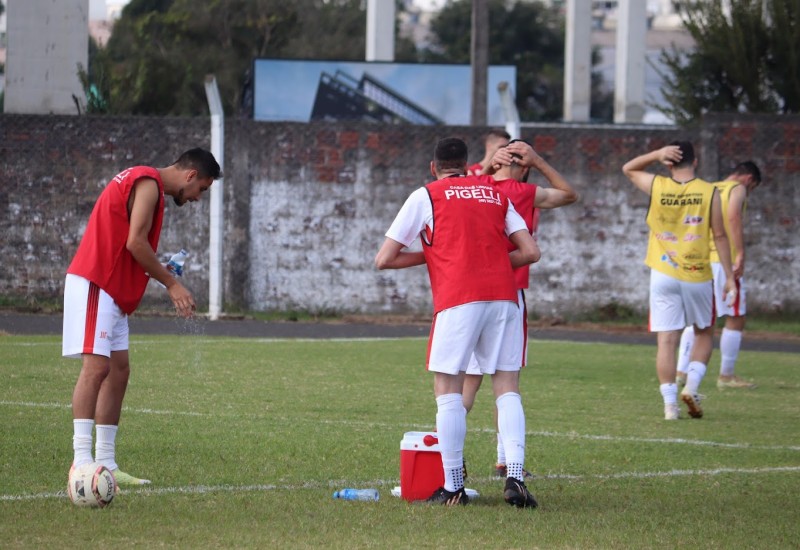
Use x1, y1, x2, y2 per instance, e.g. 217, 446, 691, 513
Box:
332, 488, 379, 501
154, 249, 188, 288
166, 249, 188, 277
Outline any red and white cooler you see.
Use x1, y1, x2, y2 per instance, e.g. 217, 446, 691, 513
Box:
399, 431, 444, 502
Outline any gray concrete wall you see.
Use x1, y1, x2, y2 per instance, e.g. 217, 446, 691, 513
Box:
1, 114, 797, 318
4, 0, 89, 115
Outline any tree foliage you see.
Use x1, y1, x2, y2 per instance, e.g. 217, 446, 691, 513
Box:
656, 0, 800, 124
420, 0, 611, 122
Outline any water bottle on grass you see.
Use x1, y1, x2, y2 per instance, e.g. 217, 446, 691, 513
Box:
332, 488, 379, 501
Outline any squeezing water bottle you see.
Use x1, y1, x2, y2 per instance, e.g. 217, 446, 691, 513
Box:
154, 249, 188, 288
166, 249, 188, 277
332, 488, 379, 501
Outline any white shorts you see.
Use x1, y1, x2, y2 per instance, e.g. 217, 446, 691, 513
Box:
62, 274, 129, 359
465, 290, 527, 374
712, 262, 746, 317
427, 301, 521, 375
649, 269, 714, 332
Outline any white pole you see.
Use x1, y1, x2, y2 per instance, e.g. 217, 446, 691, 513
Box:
563, 0, 592, 122
497, 82, 520, 140
204, 75, 224, 321
366, 0, 395, 61
614, 0, 647, 123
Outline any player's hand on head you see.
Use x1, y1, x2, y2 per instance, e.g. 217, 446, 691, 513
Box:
659, 145, 682, 167
507, 141, 536, 166
491, 147, 514, 167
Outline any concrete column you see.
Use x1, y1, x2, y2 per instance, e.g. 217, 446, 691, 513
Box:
613, 0, 647, 123
470, 0, 488, 126
4, 0, 89, 114
366, 0, 395, 61
563, 0, 592, 122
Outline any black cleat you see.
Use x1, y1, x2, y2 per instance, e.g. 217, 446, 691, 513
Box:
425, 486, 469, 506
503, 477, 538, 508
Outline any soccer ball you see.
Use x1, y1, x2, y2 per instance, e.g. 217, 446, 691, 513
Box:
67, 463, 116, 508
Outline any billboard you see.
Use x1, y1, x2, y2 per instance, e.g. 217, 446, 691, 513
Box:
253, 59, 516, 126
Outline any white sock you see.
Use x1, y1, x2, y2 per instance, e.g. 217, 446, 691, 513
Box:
660, 383, 678, 405
95, 424, 119, 471
719, 328, 742, 377
677, 326, 694, 375
496, 392, 525, 481
496, 432, 506, 465
685, 361, 707, 395
436, 393, 466, 492
73, 419, 95, 467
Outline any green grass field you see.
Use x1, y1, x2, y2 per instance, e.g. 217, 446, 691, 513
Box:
1, 332, 798, 548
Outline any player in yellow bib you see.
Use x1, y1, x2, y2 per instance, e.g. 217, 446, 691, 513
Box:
623, 141, 736, 420
676, 162, 762, 389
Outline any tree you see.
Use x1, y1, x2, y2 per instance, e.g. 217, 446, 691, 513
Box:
419, 0, 611, 122
655, 0, 800, 124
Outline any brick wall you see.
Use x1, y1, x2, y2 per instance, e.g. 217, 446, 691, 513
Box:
1, 113, 797, 317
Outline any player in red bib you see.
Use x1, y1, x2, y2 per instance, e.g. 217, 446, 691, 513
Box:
63, 148, 221, 487
376, 138, 540, 507
462, 139, 579, 477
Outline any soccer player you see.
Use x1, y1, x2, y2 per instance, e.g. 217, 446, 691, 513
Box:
64, 148, 221, 485
676, 161, 762, 389
462, 139, 579, 477
467, 129, 510, 176
622, 141, 736, 420
375, 137, 540, 507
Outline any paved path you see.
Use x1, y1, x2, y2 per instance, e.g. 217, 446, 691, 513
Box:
1, 312, 798, 353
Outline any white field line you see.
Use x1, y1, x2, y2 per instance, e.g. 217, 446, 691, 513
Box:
3, 466, 800, 503
0, 400, 206, 417
2, 399, 800, 452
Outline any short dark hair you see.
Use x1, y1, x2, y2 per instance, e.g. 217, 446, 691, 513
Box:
434, 138, 468, 171
173, 148, 222, 180
486, 129, 511, 142
731, 160, 761, 184
669, 140, 695, 168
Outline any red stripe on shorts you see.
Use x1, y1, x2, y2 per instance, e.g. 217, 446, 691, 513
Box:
521, 297, 528, 368
82, 283, 100, 353
733, 278, 742, 316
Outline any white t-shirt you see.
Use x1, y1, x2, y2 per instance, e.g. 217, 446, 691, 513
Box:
386, 187, 528, 247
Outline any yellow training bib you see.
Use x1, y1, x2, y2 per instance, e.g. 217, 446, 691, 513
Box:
644, 175, 715, 282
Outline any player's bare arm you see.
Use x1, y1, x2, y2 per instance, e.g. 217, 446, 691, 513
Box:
727, 183, 747, 278
622, 146, 682, 195
710, 190, 737, 302
374, 238, 426, 270
508, 229, 540, 268
532, 164, 579, 209
490, 142, 579, 207
127, 178, 196, 317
